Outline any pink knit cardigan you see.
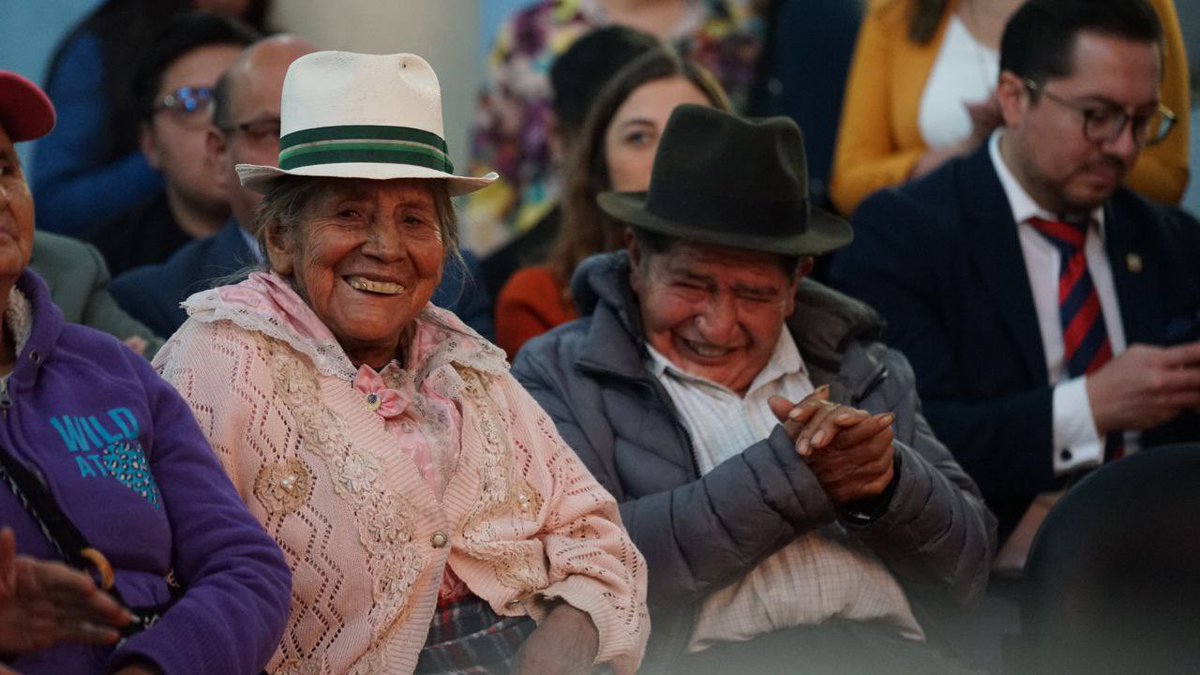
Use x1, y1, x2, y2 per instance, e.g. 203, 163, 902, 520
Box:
154, 273, 649, 674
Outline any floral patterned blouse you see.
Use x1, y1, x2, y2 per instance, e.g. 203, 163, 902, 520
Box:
465, 0, 763, 254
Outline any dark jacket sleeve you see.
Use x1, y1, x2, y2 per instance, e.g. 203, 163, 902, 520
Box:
514, 335, 839, 611
829, 188, 1055, 533
109, 266, 183, 340
32, 31, 163, 236
848, 343, 997, 606
435, 250, 495, 342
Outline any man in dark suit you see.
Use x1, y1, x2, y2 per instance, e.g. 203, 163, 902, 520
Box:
110, 35, 312, 338
829, 0, 1200, 542
111, 35, 495, 340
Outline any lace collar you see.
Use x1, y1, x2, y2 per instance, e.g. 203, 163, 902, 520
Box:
0, 287, 33, 391
182, 272, 508, 382
4, 287, 32, 358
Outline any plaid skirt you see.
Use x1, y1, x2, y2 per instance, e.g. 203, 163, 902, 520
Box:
414, 596, 536, 674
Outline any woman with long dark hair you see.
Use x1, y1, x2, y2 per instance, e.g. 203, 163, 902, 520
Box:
494, 46, 730, 358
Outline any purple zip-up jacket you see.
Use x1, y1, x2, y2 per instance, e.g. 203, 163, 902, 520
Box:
0, 270, 291, 674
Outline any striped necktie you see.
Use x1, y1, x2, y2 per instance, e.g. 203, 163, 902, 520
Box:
1027, 216, 1123, 461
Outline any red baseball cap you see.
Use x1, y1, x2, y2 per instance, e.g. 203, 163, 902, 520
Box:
0, 71, 56, 142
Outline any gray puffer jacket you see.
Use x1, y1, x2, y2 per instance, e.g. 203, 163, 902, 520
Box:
513, 252, 997, 668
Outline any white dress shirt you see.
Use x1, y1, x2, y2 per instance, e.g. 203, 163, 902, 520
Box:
989, 132, 1132, 473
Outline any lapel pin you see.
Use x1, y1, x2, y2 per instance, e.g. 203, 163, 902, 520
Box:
1126, 253, 1143, 273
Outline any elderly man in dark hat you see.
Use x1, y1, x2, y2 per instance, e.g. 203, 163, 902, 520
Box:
513, 104, 996, 673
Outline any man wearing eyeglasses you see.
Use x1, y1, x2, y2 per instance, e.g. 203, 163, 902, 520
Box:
84, 12, 258, 278
829, 0, 1200, 546
106, 34, 309, 340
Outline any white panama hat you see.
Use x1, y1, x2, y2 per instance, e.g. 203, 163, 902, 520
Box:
236, 50, 496, 196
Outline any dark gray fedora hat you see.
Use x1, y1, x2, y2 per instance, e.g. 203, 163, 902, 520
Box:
597, 104, 852, 256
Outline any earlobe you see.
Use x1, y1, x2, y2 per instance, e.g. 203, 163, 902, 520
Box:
206, 129, 230, 189
266, 250, 293, 276
996, 71, 1026, 128
263, 225, 294, 276
798, 257, 815, 279
626, 237, 644, 295
139, 124, 160, 169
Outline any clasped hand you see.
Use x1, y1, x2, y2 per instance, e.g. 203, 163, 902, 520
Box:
769, 387, 895, 505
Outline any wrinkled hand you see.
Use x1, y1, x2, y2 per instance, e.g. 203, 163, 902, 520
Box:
512, 603, 599, 675
0, 528, 130, 655
1087, 342, 1200, 435
770, 391, 896, 505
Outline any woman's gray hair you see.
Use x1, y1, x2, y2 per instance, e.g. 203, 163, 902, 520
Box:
253, 175, 466, 285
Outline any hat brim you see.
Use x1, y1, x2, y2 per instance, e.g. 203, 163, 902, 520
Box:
236, 162, 497, 197
598, 192, 854, 257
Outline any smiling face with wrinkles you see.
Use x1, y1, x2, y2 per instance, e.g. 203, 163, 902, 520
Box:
629, 237, 801, 394
265, 177, 445, 368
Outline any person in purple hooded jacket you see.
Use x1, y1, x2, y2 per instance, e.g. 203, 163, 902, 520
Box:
0, 70, 290, 675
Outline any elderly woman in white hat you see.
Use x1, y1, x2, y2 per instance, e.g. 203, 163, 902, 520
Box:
153, 51, 649, 674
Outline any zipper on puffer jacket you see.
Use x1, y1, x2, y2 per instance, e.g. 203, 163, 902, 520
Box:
849, 364, 889, 407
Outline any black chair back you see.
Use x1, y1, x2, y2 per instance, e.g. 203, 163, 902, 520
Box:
1009, 443, 1200, 674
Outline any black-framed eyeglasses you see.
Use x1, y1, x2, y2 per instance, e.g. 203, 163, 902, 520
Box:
154, 86, 214, 116
1023, 79, 1175, 146
222, 117, 281, 144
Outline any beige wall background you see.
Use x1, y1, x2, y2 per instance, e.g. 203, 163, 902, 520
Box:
270, 0, 483, 173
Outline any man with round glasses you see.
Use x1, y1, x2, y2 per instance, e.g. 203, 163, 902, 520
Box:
106, 34, 309, 340
830, 0, 1200, 546
1020, 79, 1176, 151
84, 12, 258, 277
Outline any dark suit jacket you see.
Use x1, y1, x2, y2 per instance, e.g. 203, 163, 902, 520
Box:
110, 219, 497, 342
828, 144, 1200, 540
109, 219, 257, 338
86, 193, 192, 278
29, 231, 164, 357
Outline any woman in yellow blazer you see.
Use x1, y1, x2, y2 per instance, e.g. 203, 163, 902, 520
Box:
829, 0, 1189, 217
